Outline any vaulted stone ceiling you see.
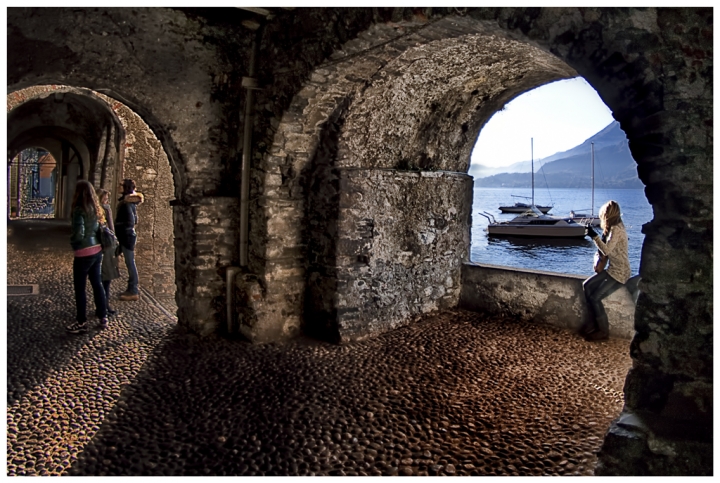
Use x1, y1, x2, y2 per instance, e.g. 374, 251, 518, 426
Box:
8, 89, 120, 173
340, 18, 576, 173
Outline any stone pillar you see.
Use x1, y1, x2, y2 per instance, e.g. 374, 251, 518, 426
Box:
173, 197, 239, 336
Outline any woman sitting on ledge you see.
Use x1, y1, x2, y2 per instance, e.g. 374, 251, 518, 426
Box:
581, 200, 631, 341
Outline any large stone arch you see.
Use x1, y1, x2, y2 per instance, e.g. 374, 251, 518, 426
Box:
7, 7, 256, 327
244, 16, 578, 342
244, 7, 711, 474
7, 7, 711, 475
7, 85, 178, 307
7, 86, 123, 219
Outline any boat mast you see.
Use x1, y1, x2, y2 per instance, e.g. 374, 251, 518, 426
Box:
531, 138, 534, 207
591, 142, 595, 216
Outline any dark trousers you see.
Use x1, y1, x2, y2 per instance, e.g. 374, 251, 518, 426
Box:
73, 252, 106, 323
582, 271, 623, 335
102, 280, 112, 311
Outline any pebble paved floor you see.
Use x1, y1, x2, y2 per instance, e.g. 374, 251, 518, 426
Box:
6, 219, 632, 476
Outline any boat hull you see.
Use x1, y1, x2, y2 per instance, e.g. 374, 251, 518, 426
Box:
487, 225, 587, 238
500, 205, 552, 214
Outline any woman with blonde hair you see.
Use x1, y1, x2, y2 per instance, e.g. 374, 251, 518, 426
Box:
67, 180, 108, 333
581, 200, 631, 341
97, 188, 120, 317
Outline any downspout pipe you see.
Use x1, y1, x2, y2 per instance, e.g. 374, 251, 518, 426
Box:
239, 23, 264, 268
227, 18, 265, 334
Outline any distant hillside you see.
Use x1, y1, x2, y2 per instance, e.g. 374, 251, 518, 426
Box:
472, 122, 644, 189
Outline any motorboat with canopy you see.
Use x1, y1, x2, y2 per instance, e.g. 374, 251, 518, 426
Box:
480, 205, 587, 238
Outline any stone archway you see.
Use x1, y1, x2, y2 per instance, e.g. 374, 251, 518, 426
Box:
242, 8, 712, 474
5, 7, 711, 475
243, 16, 578, 342
7, 85, 178, 309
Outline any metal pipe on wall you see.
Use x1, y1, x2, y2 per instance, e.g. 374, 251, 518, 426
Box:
239, 24, 264, 267
226, 267, 241, 333
226, 16, 267, 333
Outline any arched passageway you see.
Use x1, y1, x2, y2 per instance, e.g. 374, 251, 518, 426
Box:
7, 86, 178, 308
8, 148, 58, 219
467, 78, 652, 279
241, 8, 712, 475
7, 7, 712, 476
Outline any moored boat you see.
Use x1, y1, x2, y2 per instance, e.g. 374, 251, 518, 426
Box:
499, 139, 553, 214
569, 210, 601, 226
499, 196, 553, 214
481, 206, 587, 238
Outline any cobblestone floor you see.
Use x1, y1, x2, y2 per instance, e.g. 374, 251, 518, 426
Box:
6, 219, 632, 476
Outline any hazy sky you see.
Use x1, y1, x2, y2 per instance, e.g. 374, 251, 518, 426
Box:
471, 77, 615, 168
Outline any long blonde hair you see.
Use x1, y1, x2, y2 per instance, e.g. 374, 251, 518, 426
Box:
72, 180, 106, 224
599, 200, 622, 237
96, 188, 111, 205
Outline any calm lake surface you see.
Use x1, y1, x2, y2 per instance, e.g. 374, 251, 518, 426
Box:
470, 187, 653, 277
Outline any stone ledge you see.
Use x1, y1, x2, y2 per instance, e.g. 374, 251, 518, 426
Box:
460, 262, 637, 339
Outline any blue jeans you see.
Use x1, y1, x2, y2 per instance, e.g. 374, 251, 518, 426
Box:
73, 252, 106, 323
583, 271, 623, 335
121, 245, 139, 294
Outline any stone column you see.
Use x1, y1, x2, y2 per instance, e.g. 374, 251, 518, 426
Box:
173, 197, 239, 336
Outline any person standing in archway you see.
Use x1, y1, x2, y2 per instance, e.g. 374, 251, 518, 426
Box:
581, 200, 631, 341
114, 178, 143, 302
96, 188, 120, 315
67, 180, 107, 333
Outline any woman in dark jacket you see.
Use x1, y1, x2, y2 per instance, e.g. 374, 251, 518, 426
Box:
67, 180, 108, 333
97, 188, 120, 316
114, 178, 143, 301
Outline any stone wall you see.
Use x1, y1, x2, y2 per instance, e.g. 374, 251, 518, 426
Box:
173, 197, 239, 336
307, 169, 472, 342
460, 263, 636, 339
7, 7, 713, 475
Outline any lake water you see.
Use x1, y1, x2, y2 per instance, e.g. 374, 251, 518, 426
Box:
470, 187, 653, 277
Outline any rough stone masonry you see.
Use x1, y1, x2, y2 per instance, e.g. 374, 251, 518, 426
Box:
7, 7, 713, 476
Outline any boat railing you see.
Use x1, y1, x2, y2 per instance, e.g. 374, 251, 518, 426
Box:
480, 211, 497, 223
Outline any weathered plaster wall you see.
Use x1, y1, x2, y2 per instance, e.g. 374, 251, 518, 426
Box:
460, 263, 636, 340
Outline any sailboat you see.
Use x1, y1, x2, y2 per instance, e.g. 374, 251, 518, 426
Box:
484, 138, 586, 238
569, 142, 601, 227
498, 138, 553, 214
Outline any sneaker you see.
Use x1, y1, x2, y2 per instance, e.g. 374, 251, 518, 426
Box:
66, 321, 89, 334
107, 308, 117, 316
119, 292, 139, 301
99, 317, 109, 329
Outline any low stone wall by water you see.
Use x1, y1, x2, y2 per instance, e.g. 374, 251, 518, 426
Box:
459, 262, 636, 340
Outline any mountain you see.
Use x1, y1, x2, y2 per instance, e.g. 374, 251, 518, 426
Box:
472, 122, 643, 189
